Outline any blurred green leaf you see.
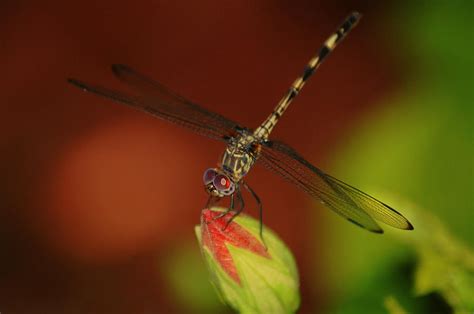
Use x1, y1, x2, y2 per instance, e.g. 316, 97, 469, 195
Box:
159, 243, 224, 313
323, 198, 474, 313
394, 0, 474, 103
407, 210, 474, 313
384, 295, 408, 314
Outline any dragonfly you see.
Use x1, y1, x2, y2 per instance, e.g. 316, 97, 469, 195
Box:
68, 12, 413, 243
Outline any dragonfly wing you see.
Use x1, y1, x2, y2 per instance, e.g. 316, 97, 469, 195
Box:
259, 140, 413, 232
68, 65, 244, 142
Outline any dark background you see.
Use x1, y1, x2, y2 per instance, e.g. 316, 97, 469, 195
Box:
1, 1, 472, 313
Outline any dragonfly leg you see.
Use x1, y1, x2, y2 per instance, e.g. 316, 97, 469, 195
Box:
237, 188, 245, 211
242, 181, 267, 249
205, 195, 212, 208
206, 195, 221, 209
223, 188, 245, 229
214, 193, 235, 220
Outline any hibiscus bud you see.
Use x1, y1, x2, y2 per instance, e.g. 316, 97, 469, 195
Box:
195, 207, 300, 313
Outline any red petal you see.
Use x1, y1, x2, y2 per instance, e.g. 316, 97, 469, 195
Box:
200, 209, 271, 284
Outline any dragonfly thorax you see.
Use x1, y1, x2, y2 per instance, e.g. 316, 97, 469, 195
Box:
220, 133, 260, 182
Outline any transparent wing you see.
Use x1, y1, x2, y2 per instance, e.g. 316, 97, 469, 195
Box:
68, 64, 244, 142
259, 140, 413, 232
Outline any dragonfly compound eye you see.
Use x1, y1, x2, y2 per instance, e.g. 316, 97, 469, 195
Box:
203, 168, 217, 184
213, 174, 232, 191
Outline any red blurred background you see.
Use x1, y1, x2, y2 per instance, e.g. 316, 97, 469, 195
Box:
1, 1, 399, 313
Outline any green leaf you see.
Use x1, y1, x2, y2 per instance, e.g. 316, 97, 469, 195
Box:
384, 295, 408, 314
407, 210, 474, 313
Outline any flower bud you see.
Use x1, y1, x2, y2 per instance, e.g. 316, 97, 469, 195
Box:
195, 207, 300, 313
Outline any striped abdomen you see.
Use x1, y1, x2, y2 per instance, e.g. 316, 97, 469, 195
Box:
254, 12, 361, 140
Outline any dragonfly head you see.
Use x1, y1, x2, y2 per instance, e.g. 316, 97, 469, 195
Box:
203, 168, 235, 197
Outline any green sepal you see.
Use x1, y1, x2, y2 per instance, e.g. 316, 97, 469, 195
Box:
195, 207, 300, 313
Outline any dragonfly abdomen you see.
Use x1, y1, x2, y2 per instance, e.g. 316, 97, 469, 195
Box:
254, 12, 361, 140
